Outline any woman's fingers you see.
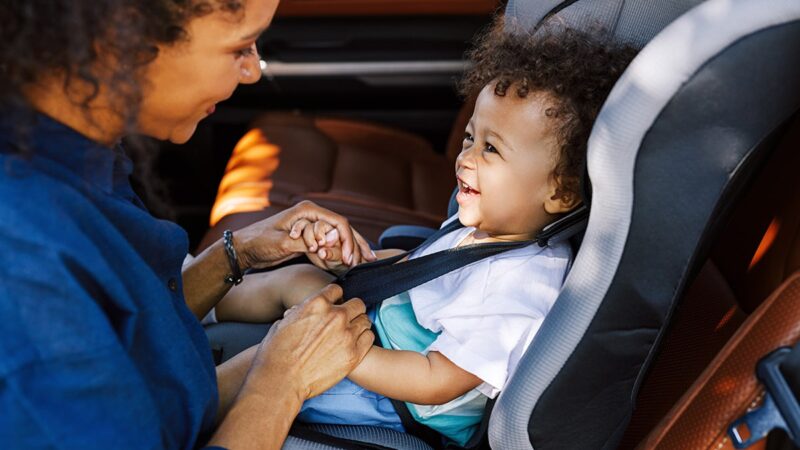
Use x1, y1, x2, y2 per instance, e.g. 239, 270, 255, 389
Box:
314, 283, 344, 305
339, 296, 366, 321
347, 231, 362, 267
301, 222, 318, 252
289, 219, 310, 240
353, 317, 375, 364
352, 229, 376, 263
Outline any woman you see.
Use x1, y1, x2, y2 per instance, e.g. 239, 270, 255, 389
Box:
0, 0, 376, 448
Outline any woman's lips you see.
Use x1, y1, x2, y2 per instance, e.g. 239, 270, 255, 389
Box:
206, 105, 216, 115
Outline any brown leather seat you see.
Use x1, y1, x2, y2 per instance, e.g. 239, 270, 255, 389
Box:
637, 272, 800, 450
197, 103, 475, 252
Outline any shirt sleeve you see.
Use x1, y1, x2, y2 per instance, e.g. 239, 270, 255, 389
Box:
0, 248, 170, 448
427, 313, 546, 398
424, 246, 569, 398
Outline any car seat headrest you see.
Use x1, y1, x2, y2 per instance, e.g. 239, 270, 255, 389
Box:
504, 0, 706, 48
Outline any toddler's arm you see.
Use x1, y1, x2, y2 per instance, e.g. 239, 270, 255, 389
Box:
348, 346, 482, 405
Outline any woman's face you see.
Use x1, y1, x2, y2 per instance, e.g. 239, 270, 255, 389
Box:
137, 0, 278, 143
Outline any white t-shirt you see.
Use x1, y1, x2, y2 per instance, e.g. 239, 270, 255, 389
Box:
408, 216, 572, 398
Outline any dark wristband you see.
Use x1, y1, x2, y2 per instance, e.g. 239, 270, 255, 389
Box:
222, 230, 243, 286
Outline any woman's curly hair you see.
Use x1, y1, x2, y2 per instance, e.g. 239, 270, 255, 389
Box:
460, 19, 638, 203
0, 0, 243, 124
0, 1, 246, 218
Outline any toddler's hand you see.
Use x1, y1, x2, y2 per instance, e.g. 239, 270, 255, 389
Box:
289, 219, 375, 274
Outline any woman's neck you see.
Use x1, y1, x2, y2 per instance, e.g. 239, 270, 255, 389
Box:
23, 78, 124, 146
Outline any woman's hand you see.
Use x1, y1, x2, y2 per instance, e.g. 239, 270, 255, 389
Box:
251, 284, 374, 398
289, 221, 374, 275
235, 200, 374, 270
183, 201, 374, 321
209, 284, 374, 449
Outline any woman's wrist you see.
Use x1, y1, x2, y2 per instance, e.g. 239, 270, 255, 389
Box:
241, 364, 306, 412
230, 227, 260, 272
247, 342, 309, 406
222, 230, 244, 285
222, 229, 245, 272
209, 375, 303, 450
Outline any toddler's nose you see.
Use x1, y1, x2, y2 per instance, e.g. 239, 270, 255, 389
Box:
456, 146, 478, 170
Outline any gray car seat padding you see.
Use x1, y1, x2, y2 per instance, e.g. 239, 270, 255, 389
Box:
506, 0, 704, 49
302, 425, 434, 450
284, 425, 433, 450
490, 1, 800, 449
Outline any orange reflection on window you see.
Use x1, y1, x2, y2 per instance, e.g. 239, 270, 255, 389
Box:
210, 129, 281, 226
748, 218, 780, 271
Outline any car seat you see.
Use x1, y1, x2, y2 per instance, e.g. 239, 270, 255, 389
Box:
265, 0, 800, 448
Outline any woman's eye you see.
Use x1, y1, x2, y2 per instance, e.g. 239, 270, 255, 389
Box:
235, 44, 257, 58
463, 132, 474, 142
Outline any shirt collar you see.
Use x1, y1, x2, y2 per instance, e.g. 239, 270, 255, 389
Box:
0, 111, 132, 195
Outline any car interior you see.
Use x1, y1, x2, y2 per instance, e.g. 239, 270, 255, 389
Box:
140, 0, 800, 448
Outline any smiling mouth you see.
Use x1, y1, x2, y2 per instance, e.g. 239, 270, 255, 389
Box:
458, 177, 480, 195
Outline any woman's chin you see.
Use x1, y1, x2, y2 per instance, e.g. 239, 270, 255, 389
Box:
166, 123, 199, 144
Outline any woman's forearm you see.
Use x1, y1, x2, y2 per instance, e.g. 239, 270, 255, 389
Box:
209, 363, 303, 450
182, 239, 235, 320
216, 345, 258, 419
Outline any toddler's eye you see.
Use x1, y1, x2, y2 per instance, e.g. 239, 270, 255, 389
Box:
463, 132, 474, 142
483, 143, 499, 154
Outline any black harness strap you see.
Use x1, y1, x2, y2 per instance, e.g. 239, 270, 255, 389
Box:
388, 397, 443, 449
335, 220, 532, 306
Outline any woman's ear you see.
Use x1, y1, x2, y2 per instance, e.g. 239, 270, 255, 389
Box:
544, 177, 580, 214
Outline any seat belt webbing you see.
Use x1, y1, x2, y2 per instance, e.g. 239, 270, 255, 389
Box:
335, 220, 531, 305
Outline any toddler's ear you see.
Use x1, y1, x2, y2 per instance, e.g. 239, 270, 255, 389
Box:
544, 177, 581, 214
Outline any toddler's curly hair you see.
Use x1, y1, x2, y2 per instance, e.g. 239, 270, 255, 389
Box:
460, 19, 638, 203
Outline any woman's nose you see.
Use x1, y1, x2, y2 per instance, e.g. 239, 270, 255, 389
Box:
240, 56, 262, 85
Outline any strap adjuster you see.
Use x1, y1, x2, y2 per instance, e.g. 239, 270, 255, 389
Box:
728, 347, 800, 448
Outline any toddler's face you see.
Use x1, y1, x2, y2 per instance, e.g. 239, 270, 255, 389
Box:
455, 83, 571, 241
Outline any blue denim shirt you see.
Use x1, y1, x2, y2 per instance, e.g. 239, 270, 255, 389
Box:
0, 113, 218, 448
